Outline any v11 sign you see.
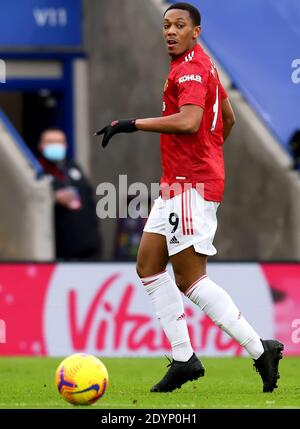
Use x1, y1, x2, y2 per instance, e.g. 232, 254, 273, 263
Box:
0, 0, 82, 47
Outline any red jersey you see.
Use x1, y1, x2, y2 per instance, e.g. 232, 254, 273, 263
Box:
160, 44, 228, 202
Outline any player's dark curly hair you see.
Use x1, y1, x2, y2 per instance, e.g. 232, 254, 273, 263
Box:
164, 2, 201, 26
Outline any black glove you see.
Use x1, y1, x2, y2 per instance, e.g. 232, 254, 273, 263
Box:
94, 119, 137, 148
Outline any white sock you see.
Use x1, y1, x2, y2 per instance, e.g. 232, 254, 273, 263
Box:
141, 270, 193, 362
185, 275, 264, 359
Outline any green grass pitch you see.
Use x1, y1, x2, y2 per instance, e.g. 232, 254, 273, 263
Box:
0, 356, 299, 409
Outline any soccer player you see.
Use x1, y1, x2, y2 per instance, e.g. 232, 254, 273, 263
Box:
95, 2, 283, 392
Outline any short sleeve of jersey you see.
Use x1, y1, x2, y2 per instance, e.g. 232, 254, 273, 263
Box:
175, 62, 209, 109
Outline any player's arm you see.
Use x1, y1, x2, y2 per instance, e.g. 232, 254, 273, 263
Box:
222, 97, 235, 141
135, 105, 203, 134
95, 105, 203, 147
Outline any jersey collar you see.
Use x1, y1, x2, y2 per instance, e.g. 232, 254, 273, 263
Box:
171, 43, 202, 67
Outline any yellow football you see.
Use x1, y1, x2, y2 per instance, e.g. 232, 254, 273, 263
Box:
55, 353, 109, 405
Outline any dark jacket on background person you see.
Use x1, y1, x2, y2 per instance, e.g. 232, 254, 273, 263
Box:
39, 157, 101, 260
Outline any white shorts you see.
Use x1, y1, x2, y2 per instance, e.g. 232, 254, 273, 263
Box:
144, 188, 219, 257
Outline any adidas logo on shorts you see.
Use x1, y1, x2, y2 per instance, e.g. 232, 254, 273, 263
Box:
170, 236, 179, 244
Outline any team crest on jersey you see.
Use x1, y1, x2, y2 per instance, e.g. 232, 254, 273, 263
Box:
164, 79, 169, 92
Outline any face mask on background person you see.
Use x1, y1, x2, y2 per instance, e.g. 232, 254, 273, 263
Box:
42, 143, 67, 162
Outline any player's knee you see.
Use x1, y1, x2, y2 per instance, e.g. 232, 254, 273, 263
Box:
136, 257, 167, 279
136, 259, 144, 278
174, 273, 190, 293
136, 258, 151, 279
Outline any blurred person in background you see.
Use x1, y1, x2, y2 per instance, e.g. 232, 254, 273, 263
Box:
289, 129, 300, 170
95, 2, 283, 393
38, 127, 101, 260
